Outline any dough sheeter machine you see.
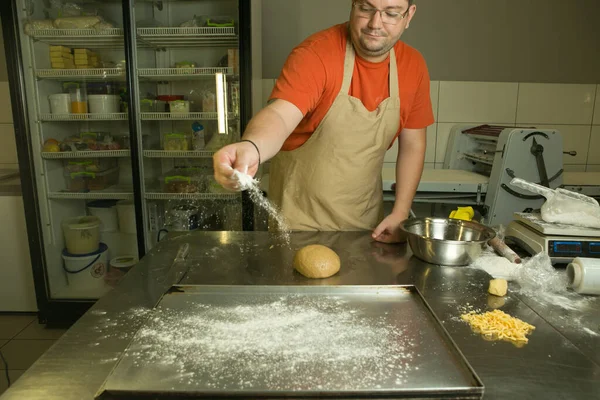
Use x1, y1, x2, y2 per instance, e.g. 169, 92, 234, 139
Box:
383, 124, 600, 227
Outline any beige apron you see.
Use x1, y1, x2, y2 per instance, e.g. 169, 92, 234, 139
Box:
269, 37, 401, 231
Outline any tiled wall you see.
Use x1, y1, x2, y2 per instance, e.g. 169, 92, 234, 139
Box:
260, 80, 600, 173
0, 81, 17, 170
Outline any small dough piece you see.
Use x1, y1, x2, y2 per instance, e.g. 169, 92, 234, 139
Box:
488, 279, 508, 297
294, 245, 340, 279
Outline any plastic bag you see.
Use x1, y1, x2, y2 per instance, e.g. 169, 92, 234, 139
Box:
179, 15, 207, 28
53, 16, 102, 29
24, 19, 55, 35
510, 178, 600, 229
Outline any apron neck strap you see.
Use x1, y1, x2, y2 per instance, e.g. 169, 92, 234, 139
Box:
342, 37, 399, 98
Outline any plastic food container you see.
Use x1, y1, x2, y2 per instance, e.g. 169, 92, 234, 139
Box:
175, 61, 197, 73
87, 200, 119, 232
63, 158, 117, 173
170, 100, 190, 114
64, 167, 119, 192
159, 168, 205, 193
140, 98, 156, 112
116, 200, 136, 234
206, 175, 231, 194
105, 255, 138, 287
70, 88, 88, 114
62, 243, 110, 297
163, 133, 190, 151
49, 94, 71, 114
88, 94, 120, 114
156, 95, 184, 112
62, 216, 101, 255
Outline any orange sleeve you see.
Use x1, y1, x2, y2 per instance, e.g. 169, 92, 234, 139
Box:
404, 63, 435, 129
269, 46, 327, 116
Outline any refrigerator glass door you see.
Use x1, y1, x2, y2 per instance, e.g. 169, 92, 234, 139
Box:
18, 0, 138, 300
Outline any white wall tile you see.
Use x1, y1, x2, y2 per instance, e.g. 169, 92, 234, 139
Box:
424, 163, 435, 170
595, 85, 600, 125
535, 125, 591, 165
384, 124, 437, 163
588, 125, 600, 165
430, 81, 440, 122
563, 164, 586, 172
435, 123, 454, 164
261, 79, 276, 109
435, 163, 445, 169
517, 83, 596, 125
438, 81, 518, 123
0, 124, 17, 164
0, 82, 13, 124
586, 165, 600, 172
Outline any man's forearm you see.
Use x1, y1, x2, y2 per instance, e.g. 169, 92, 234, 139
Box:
392, 128, 427, 218
241, 99, 304, 163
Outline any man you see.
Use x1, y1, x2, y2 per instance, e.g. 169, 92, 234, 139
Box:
214, 0, 434, 243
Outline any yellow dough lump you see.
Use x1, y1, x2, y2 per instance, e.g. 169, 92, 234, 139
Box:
293, 245, 341, 279
488, 278, 508, 297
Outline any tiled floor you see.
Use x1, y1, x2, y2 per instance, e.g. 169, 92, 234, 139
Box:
0, 313, 67, 395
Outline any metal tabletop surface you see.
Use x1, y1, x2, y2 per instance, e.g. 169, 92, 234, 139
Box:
2, 231, 599, 400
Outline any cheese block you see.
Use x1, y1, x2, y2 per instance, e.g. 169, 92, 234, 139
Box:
50, 45, 71, 53
50, 51, 72, 58
74, 48, 93, 56
51, 56, 73, 64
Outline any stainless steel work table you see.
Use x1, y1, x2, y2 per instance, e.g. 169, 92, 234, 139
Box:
2, 231, 599, 399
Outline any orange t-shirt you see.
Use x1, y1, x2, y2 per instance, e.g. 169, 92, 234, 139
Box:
270, 23, 435, 151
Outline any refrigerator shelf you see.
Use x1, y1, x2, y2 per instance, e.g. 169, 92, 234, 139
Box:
144, 150, 215, 158
26, 28, 124, 48
48, 188, 134, 200
40, 113, 128, 121
145, 193, 240, 201
42, 150, 130, 159
137, 67, 234, 81
140, 112, 237, 121
36, 68, 125, 81
137, 27, 237, 47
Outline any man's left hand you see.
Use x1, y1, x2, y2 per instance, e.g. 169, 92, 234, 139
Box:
372, 213, 408, 243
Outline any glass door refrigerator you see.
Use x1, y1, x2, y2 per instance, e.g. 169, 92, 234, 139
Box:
1, 0, 252, 325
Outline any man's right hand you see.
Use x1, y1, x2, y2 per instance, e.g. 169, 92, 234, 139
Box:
213, 141, 260, 191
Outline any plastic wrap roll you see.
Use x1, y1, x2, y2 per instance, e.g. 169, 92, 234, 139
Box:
567, 257, 600, 295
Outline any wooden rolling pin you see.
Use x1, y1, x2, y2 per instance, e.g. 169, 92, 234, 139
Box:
488, 237, 522, 264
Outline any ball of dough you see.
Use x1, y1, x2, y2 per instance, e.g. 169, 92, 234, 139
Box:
488, 279, 508, 297
294, 245, 341, 279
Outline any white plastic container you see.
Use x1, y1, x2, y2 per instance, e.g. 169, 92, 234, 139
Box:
169, 100, 190, 114
88, 94, 120, 114
62, 216, 101, 255
87, 200, 118, 232
117, 200, 137, 234
62, 243, 110, 297
49, 94, 71, 114
567, 257, 600, 295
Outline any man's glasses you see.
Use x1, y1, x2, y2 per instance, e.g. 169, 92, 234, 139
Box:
353, 2, 410, 25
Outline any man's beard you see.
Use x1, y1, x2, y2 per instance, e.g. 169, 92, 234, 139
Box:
358, 29, 398, 57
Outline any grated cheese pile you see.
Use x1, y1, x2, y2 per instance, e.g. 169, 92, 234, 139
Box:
461, 309, 535, 344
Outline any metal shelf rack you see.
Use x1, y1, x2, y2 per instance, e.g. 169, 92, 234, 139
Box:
36, 68, 125, 81
48, 187, 134, 200
41, 150, 130, 159
40, 113, 128, 121
145, 192, 240, 201
26, 28, 124, 48
137, 27, 238, 47
137, 67, 234, 81
143, 150, 215, 158
140, 112, 236, 120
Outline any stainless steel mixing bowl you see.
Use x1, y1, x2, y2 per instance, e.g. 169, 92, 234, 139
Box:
399, 218, 496, 266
